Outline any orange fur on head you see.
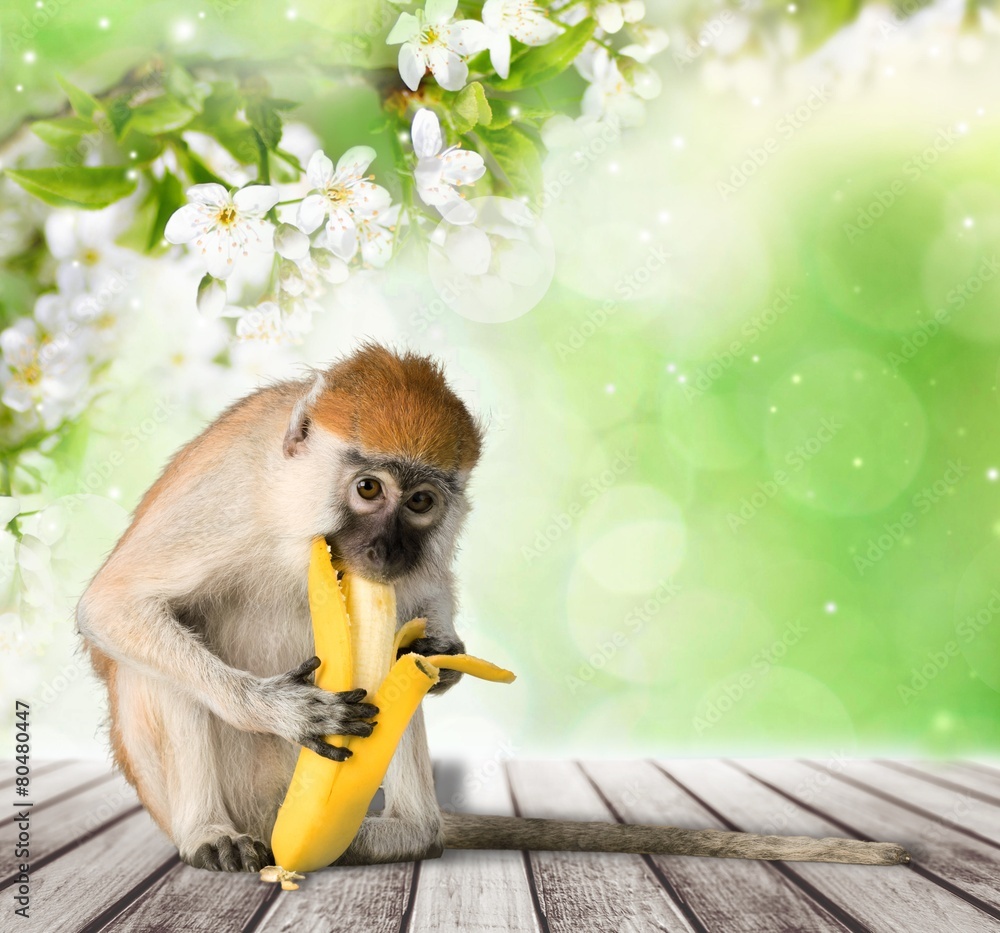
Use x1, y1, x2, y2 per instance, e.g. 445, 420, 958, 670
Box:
312, 345, 483, 471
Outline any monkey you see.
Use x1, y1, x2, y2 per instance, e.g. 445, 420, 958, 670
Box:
76, 344, 909, 872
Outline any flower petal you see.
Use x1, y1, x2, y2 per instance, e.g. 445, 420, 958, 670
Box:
335, 145, 377, 179
489, 31, 512, 79
186, 183, 231, 207
386, 11, 420, 44
233, 185, 280, 215
274, 222, 311, 260
451, 19, 489, 55
427, 46, 469, 91
201, 229, 236, 279
412, 109, 443, 159
398, 42, 427, 91
352, 183, 393, 218
324, 211, 359, 261
297, 194, 328, 234
306, 150, 334, 189
425, 0, 459, 25
596, 3, 625, 33
440, 149, 486, 186
164, 203, 207, 244
481, 0, 503, 30
0, 497, 21, 528
437, 191, 477, 225
445, 224, 491, 274
197, 274, 228, 317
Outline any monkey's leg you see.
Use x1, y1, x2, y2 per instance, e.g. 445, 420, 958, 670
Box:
113, 667, 271, 872
334, 707, 444, 866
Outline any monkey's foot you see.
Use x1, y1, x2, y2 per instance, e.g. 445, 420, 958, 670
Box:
185, 834, 272, 872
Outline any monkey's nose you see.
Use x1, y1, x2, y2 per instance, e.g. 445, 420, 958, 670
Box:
366, 541, 387, 564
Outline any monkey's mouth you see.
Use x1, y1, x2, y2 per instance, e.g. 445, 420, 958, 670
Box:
324, 533, 403, 585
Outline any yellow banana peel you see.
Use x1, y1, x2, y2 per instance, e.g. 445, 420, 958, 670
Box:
269, 538, 515, 873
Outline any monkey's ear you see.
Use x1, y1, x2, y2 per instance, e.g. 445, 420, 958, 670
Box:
283, 410, 310, 457
284, 373, 324, 457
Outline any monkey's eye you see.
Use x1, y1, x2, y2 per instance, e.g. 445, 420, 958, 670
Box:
407, 491, 434, 514
356, 478, 382, 500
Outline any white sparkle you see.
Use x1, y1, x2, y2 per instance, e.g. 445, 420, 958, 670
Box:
173, 20, 195, 41
198, 10, 206, 18
108, 487, 122, 500
751, 97, 761, 107
987, 468, 999, 482
605, 384, 616, 394
677, 375, 687, 384
509, 105, 521, 118
15, 85, 23, 92
129, 150, 138, 159
791, 374, 801, 384
769, 405, 777, 413
964, 217, 974, 228
666, 363, 676, 373
286, 8, 297, 18
638, 230, 651, 243
658, 210, 671, 224
957, 122, 969, 135
608, 161, 620, 174
788, 3, 797, 11
751, 355, 760, 363
853, 457, 863, 468
672, 136, 685, 149
885, 65, 895, 76
23, 51, 36, 64
825, 602, 837, 613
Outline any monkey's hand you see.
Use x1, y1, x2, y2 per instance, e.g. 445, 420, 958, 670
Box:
399, 635, 466, 694
254, 657, 379, 761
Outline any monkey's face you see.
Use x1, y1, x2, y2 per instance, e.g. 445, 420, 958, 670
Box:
327, 452, 464, 583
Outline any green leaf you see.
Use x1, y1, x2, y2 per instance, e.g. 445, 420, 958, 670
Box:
453, 82, 493, 135
129, 96, 197, 135
147, 172, 186, 252
165, 64, 209, 111
173, 144, 229, 187
245, 99, 283, 151
56, 75, 100, 120
118, 129, 165, 165
473, 125, 542, 196
492, 19, 596, 90
4, 166, 137, 210
31, 116, 95, 148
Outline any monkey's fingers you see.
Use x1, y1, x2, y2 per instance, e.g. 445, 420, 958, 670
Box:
301, 736, 353, 761
285, 656, 322, 684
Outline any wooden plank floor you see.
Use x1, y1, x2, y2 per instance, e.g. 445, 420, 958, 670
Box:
3, 759, 1000, 932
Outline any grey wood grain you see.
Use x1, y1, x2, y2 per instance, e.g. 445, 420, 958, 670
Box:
254, 862, 414, 933
0, 759, 115, 829
506, 759, 697, 933
842, 760, 1000, 844
11, 808, 176, 933
0, 771, 137, 881
885, 761, 1000, 806
738, 759, 1000, 916
0, 759, 72, 790
665, 759, 998, 933
102, 860, 276, 932
408, 759, 542, 933
582, 759, 843, 933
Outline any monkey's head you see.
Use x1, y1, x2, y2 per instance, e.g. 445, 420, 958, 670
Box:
282, 344, 483, 583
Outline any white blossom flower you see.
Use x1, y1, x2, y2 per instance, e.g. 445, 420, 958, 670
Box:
230, 301, 311, 344
164, 184, 280, 280
577, 46, 660, 127
0, 317, 90, 430
620, 23, 669, 62
482, 0, 560, 79
595, 0, 645, 34
386, 0, 488, 92
44, 207, 131, 296
296, 148, 392, 262
356, 204, 401, 268
411, 109, 486, 225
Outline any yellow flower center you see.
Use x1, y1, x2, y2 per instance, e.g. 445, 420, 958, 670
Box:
81, 248, 101, 266
424, 26, 440, 44
19, 360, 42, 386
325, 184, 351, 203
217, 205, 239, 227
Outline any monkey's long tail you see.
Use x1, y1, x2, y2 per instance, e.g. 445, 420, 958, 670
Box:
440, 813, 910, 866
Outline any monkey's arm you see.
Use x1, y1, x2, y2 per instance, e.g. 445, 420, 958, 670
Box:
434, 812, 911, 865
77, 569, 377, 759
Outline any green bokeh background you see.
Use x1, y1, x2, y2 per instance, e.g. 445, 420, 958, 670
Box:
3, 0, 1000, 759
